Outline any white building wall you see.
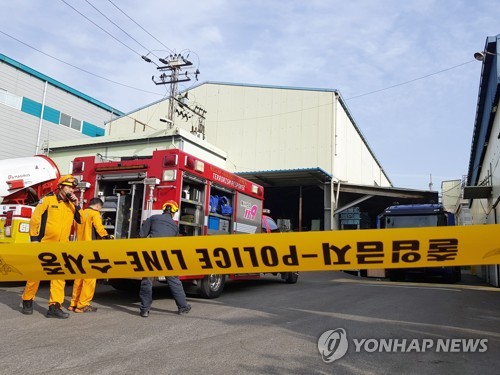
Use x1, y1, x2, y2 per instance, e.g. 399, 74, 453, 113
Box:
1, 63, 45, 157
0, 105, 39, 158
193, 84, 336, 173
194, 83, 390, 186
441, 180, 462, 212
334, 106, 369, 184
2, 62, 43, 98
339, 118, 388, 186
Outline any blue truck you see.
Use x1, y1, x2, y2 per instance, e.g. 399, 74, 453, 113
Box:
377, 203, 462, 283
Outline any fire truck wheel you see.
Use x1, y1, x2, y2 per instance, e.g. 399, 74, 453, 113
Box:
199, 274, 226, 299
282, 272, 299, 284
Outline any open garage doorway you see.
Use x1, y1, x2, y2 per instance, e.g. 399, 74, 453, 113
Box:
264, 185, 324, 232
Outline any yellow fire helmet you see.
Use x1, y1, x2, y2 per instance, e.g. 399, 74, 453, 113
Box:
58, 175, 78, 188
162, 200, 179, 213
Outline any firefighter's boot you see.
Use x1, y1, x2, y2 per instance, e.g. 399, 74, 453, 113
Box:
46, 303, 69, 319
22, 299, 33, 315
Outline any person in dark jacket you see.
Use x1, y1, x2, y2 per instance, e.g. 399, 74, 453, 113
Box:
138, 200, 191, 317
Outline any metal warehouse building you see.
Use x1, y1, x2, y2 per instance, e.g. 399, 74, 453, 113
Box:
0, 54, 123, 159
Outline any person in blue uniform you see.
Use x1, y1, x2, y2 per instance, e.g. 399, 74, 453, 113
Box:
138, 200, 191, 317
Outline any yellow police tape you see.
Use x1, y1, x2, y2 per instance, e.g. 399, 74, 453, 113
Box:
0, 224, 499, 281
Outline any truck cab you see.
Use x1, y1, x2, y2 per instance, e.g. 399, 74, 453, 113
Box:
378, 203, 461, 283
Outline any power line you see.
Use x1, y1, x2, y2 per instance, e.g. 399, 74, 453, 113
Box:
56, 0, 201, 107
208, 59, 478, 122
345, 60, 476, 100
59, 0, 142, 57
107, 0, 173, 54
84, 0, 155, 57
0, 29, 162, 96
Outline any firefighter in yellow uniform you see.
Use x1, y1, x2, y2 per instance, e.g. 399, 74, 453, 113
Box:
21, 175, 82, 319
69, 197, 112, 313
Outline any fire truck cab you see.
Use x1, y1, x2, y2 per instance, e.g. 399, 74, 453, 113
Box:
72, 149, 297, 298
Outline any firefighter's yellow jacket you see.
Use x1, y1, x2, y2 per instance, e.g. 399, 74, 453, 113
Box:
29, 193, 82, 242
76, 207, 108, 241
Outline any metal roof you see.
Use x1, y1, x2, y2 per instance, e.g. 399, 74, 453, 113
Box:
237, 168, 332, 187
237, 168, 437, 200
337, 183, 438, 200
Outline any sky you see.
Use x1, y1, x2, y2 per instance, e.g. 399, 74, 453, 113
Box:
1, 0, 499, 191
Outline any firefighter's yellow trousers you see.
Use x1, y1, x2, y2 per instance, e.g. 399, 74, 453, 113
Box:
70, 279, 97, 308
22, 279, 66, 305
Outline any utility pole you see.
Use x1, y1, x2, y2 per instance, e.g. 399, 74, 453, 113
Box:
142, 53, 200, 129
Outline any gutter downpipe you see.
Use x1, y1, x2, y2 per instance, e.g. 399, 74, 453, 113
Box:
330, 92, 339, 230
35, 80, 48, 155
299, 186, 303, 231
492, 195, 500, 287
330, 178, 334, 229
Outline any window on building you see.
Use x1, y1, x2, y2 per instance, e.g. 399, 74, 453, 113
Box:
60, 112, 82, 131
0, 89, 22, 110
60, 113, 71, 127
71, 117, 82, 131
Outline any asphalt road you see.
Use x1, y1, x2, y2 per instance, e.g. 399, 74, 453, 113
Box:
0, 271, 498, 375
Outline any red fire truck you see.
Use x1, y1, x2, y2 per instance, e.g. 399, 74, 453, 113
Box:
71, 149, 298, 298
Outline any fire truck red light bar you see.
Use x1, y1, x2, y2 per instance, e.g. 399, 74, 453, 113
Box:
185, 156, 195, 169
72, 161, 84, 173
163, 155, 178, 167
95, 164, 147, 172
